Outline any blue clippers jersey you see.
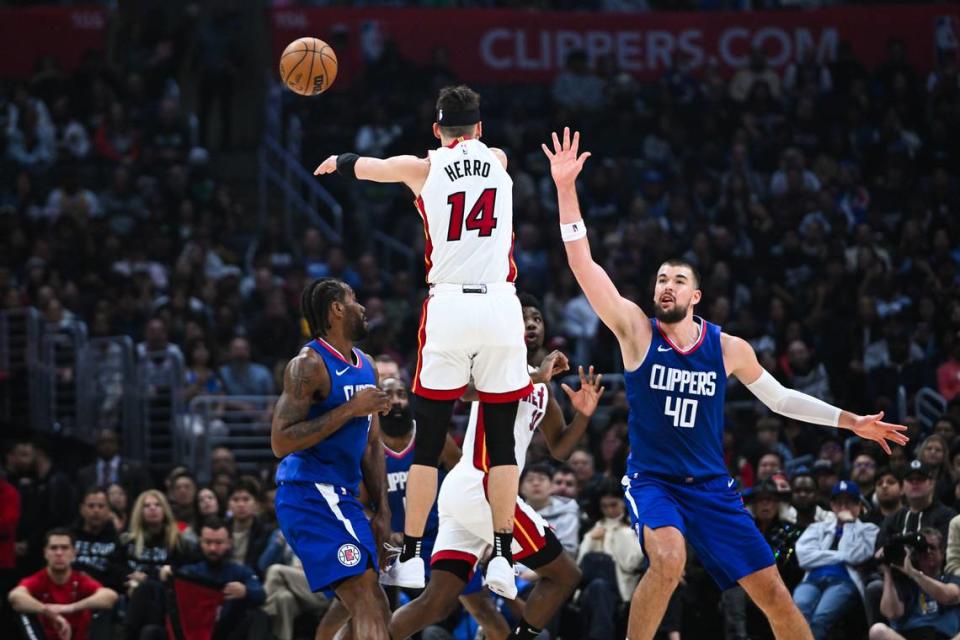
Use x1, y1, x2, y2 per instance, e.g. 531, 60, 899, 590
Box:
275, 339, 376, 493
625, 317, 727, 479
384, 430, 440, 538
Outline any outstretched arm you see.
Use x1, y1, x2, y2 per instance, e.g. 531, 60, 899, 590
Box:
723, 334, 909, 454
314, 154, 430, 194
543, 128, 650, 366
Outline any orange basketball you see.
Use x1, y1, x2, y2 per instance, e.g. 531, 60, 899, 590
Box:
279, 37, 338, 96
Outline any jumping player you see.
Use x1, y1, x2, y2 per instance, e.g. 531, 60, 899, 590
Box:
542, 128, 910, 640
314, 85, 531, 594
390, 294, 601, 640
270, 278, 393, 640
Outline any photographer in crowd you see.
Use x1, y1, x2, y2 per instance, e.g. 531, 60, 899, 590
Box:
867, 460, 957, 625
870, 528, 960, 640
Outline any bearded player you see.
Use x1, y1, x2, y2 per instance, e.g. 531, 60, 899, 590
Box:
271, 278, 393, 640
315, 85, 530, 596
542, 128, 910, 640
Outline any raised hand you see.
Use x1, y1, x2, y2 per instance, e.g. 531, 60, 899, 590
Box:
536, 350, 570, 384
561, 366, 605, 417
313, 155, 338, 176
541, 127, 591, 187
849, 411, 909, 455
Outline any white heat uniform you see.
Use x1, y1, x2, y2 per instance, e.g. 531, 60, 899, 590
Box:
412, 138, 531, 402
432, 369, 553, 568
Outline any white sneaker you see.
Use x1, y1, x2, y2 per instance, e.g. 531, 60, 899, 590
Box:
380, 556, 425, 589
484, 556, 517, 599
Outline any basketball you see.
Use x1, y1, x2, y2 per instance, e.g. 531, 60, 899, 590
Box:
279, 37, 338, 96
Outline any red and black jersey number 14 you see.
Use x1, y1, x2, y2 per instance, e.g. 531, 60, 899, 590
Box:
446, 189, 498, 241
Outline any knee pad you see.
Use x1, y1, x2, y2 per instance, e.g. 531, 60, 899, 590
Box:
412, 397, 455, 467
481, 400, 519, 467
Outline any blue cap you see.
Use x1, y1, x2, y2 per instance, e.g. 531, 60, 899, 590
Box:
831, 480, 860, 500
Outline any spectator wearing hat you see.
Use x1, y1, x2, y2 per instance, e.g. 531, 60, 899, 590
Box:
866, 460, 958, 628
878, 461, 957, 548
793, 480, 879, 639
871, 527, 960, 640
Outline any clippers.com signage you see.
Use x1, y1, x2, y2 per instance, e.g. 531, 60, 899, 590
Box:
273, 5, 960, 84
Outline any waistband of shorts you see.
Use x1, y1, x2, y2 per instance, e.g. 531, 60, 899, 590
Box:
630, 471, 726, 486
428, 282, 516, 295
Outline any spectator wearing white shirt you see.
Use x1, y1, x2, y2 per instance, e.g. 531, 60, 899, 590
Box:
794, 480, 879, 640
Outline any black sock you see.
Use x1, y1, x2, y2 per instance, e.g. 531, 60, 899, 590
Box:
510, 618, 542, 639
492, 531, 514, 564
399, 534, 422, 562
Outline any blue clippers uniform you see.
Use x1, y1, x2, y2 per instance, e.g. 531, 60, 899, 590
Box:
623, 317, 774, 589
274, 338, 378, 592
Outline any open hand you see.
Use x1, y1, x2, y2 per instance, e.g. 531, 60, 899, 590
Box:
313, 155, 338, 176
542, 127, 591, 187
849, 411, 909, 455
561, 366, 605, 417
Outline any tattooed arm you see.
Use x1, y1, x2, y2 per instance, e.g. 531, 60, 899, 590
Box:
270, 348, 390, 458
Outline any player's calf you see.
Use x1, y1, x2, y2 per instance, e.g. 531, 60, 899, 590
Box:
332, 569, 391, 640
740, 566, 813, 640
483, 400, 520, 567
390, 565, 467, 639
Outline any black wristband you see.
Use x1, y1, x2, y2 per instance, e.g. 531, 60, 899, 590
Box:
336, 152, 360, 179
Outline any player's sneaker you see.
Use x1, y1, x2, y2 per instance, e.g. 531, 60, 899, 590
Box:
380, 556, 425, 589
484, 556, 517, 599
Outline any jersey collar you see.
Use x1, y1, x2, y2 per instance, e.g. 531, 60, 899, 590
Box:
656, 316, 707, 355
445, 136, 474, 149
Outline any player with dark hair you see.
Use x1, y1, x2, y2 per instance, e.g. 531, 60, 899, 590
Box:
390, 294, 601, 640
270, 277, 393, 640
314, 85, 532, 596
542, 128, 910, 640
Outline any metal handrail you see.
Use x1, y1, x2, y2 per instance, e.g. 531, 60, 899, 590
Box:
187, 394, 279, 482
260, 78, 415, 273
915, 386, 947, 432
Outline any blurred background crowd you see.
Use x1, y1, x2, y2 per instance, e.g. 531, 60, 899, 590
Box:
1, 0, 960, 639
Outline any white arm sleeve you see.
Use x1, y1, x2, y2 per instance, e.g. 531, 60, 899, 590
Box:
745, 369, 841, 427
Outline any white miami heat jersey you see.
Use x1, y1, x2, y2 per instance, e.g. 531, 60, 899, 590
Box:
415, 138, 516, 285
456, 367, 549, 480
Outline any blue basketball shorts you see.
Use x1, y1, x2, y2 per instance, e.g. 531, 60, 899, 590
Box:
275, 481, 378, 593
623, 473, 774, 590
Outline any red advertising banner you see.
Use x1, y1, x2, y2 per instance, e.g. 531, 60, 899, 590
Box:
0, 7, 107, 79
272, 5, 960, 85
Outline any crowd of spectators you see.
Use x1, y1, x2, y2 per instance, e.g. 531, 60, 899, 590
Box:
1, 0, 960, 634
